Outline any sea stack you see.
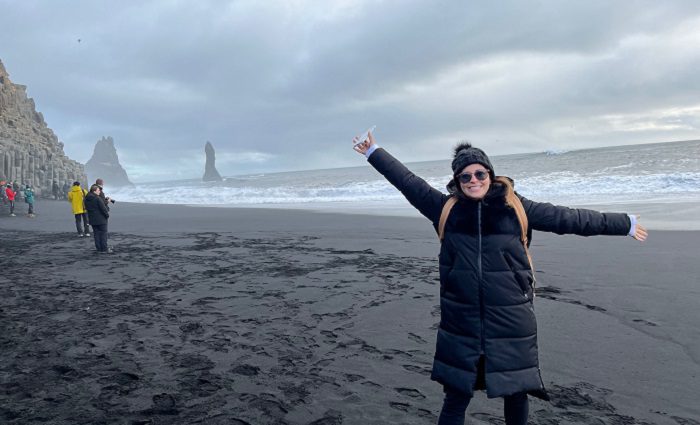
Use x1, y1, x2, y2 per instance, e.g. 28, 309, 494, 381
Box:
0, 58, 86, 196
85, 136, 133, 187
203, 141, 223, 181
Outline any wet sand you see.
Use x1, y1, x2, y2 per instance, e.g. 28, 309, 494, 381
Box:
1, 200, 699, 424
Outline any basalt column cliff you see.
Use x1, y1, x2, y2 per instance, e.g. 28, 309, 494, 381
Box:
0, 59, 86, 195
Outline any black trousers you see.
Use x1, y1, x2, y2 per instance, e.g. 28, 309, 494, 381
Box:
438, 387, 528, 425
75, 213, 90, 235
438, 356, 529, 425
91, 223, 109, 252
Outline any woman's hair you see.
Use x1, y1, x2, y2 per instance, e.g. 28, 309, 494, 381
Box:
89, 184, 100, 193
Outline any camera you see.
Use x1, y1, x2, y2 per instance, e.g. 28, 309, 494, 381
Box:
109, 199, 116, 204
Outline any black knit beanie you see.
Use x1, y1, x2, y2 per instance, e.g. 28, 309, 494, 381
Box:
451, 142, 495, 180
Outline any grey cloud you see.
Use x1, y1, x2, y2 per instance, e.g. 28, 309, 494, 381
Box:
2, 0, 700, 180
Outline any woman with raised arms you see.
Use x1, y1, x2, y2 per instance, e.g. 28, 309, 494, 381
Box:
352, 131, 647, 425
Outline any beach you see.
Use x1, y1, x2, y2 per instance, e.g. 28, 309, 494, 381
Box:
1, 199, 699, 424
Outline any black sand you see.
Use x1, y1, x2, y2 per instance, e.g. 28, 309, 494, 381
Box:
1, 200, 699, 424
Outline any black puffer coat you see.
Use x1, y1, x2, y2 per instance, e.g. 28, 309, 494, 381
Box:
84, 192, 109, 226
368, 148, 631, 399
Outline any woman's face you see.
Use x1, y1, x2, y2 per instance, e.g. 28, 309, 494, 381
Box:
458, 163, 491, 200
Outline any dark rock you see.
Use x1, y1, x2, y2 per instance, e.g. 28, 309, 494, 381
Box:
85, 136, 133, 187
203, 141, 223, 181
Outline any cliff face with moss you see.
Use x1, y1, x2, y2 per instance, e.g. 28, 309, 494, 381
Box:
0, 59, 86, 195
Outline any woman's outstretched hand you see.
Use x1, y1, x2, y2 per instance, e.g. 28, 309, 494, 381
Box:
352, 130, 376, 155
632, 218, 648, 242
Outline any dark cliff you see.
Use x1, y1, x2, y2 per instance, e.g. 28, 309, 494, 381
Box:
0, 59, 86, 195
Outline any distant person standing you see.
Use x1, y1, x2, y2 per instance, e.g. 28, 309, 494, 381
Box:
52, 180, 60, 200
67, 182, 90, 237
5, 184, 16, 216
23, 184, 35, 217
62, 181, 70, 200
85, 184, 111, 253
95, 178, 115, 208
0, 180, 7, 205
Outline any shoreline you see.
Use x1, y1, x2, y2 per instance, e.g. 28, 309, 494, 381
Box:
6, 197, 694, 231
1, 200, 699, 424
205, 198, 700, 231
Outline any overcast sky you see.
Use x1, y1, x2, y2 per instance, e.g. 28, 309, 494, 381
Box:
2, 1, 700, 182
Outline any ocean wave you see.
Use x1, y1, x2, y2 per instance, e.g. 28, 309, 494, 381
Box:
515, 172, 700, 197
107, 171, 700, 208
543, 149, 570, 156
109, 180, 407, 205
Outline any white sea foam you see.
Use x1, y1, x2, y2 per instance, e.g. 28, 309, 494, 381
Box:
543, 149, 569, 156
108, 171, 700, 208
107, 141, 700, 215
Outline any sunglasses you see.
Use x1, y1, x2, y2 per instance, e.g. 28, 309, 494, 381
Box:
457, 170, 490, 183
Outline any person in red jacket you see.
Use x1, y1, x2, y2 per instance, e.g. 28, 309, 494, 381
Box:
5, 183, 16, 216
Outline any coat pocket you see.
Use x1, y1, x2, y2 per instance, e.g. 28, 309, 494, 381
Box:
502, 251, 532, 296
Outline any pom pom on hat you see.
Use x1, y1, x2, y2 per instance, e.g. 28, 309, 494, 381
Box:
451, 142, 495, 180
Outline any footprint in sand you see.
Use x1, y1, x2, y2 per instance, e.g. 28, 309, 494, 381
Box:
231, 364, 260, 376
308, 409, 343, 425
536, 286, 562, 298
344, 373, 365, 382
633, 318, 659, 327
361, 380, 382, 389
179, 321, 205, 334
408, 332, 428, 344
548, 382, 614, 412
394, 387, 426, 399
110, 372, 140, 387
671, 416, 700, 425
389, 402, 437, 421
150, 393, 178, 415
192, 376, 222, 396
177, 353, 215, 371
239, 393, 289, 417
402, 364, 432, 376
584, 303, 606, 312
51, 364, 79, 380
320, 330, 337, 340
471, 412, 503, 423
389, 401, 411, 412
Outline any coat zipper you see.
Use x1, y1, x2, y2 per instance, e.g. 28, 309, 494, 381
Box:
478, 201, 485, 354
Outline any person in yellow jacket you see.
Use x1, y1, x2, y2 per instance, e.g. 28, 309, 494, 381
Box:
67, 182, 91, 237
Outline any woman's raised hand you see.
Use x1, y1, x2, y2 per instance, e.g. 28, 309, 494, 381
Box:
632, 218, 648, 242
352, 129, 376, 155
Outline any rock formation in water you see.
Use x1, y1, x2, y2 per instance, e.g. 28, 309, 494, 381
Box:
203, 141, 223, 181
85, 136, 133, 187
0, 58, 86, 196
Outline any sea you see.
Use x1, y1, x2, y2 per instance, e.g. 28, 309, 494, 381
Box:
108, 140, 700, 230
